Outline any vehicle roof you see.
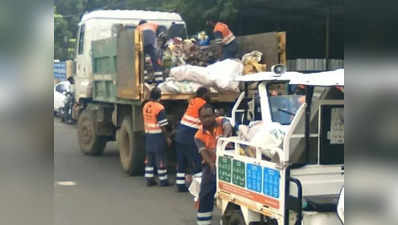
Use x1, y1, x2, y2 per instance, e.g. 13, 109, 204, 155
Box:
236, 69, 344, 87
80, 10, 184, 25
289, 69, 344, 86
235, 71, 302, 82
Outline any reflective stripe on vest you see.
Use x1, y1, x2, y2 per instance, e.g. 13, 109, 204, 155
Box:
214, 22, 235, 45
180, 97, 207, 129
143, 101, 164, 134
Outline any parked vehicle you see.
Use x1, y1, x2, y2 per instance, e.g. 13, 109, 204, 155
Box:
54, 81, 71, 116
216, 70, 344, 225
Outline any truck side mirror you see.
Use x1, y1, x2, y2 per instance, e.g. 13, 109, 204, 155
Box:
337, 187, 344, 224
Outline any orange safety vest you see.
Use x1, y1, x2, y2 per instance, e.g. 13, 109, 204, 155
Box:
213, 22, 236, 45
180, 97, 207, 129
142, 101, 165, 134
194, 117, 224, 162
137, 22, 158, 33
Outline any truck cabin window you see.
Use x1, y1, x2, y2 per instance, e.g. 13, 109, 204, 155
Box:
167, 23, 187, 39
267, 83, 305, 125
78, 24, 85, 55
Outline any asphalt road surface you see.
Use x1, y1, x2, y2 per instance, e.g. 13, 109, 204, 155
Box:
54, 118, 221, 225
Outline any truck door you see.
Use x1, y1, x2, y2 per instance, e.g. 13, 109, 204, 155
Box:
116, 26, 142, 100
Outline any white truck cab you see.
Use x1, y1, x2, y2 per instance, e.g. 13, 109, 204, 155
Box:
74, 10, 186, 102
216, 69, 344, 225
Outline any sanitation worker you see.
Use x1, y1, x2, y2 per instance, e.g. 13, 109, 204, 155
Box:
142, 87, 172, 186
194, 104, 232, 225
206, 18, 238, 60
174, 87, 211, 192
137, 20, 167, 83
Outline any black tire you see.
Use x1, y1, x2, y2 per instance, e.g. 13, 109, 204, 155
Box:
223, 209, 245, 225
77, 109, 106, 155
118, 116, 145, 176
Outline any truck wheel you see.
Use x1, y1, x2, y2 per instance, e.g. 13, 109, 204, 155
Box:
77, 109, 106, 155
118, 116, 145, 175
223, 209, 245, 225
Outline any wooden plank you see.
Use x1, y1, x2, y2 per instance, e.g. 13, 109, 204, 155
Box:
237, 32, 285, 69
278, 32, 287, 65
160, 93, 239, 102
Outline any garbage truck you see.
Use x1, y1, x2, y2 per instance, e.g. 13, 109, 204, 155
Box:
72, 10, 287, 175
215, 70, 344, 225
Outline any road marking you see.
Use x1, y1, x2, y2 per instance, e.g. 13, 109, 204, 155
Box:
56, 181, 77, 186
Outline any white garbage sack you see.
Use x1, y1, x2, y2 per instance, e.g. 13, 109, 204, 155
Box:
158, 78, 203, 94
170, 65, 209, 84
206, 59, 242, 92
169, 59, 242, 92
238, 121, 287, 159
158, 78, 218, 94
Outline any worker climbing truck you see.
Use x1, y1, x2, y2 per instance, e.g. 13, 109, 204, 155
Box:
216, 70, 344, 225
72, 10, 287, 175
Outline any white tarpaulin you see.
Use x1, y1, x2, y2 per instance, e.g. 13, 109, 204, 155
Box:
289, 69, 344, 86
236, 69, 344, 87
158, 78, 218, 94
170, 59, 242, 92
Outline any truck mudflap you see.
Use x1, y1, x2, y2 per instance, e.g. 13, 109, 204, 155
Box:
216, 137, 303, 225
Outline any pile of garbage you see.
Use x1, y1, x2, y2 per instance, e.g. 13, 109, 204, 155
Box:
241, 51, 267, 75
162, 37, 219, 68
149, 29, 269, 95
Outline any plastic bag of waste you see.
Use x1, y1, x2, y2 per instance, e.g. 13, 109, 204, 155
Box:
170, 59, 242, 92
206, 59, 242, 92
188, 175, 202, 203
238, 121, 287, 160
158, 78, 217, 94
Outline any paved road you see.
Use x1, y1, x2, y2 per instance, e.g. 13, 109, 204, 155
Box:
54, 118, 221, 225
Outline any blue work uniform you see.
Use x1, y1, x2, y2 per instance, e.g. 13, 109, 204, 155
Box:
143, 100, 169, 186
194, 118, 232, 225
174, 97, 207, 192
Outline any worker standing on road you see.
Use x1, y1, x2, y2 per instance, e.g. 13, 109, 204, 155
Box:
207, 18, 238, 60
137, 20, 167, 83
174, 87, 211, 192
142, 87, 172, 186
194, 104, 233, 225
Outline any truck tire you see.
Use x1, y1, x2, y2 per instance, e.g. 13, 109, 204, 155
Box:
223, 209, 245, 225
77, 109, 106, 155
118, 116, 145, 175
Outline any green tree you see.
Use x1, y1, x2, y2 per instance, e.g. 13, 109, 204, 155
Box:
54, 7, 73, 60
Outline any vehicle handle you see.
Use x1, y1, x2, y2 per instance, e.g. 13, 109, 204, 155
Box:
289, 177, 303, 225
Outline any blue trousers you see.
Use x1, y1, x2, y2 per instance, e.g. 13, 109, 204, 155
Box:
197, 165, 216, 225
145, 151, 168, 185
144, 45, 161, 72
222, 40, 238, 60
176, 142, 202, 190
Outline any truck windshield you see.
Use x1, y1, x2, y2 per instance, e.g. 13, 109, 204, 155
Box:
269, 95, 304, 125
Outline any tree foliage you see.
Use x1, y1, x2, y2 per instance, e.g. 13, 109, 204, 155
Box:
54, 0, 243, 60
